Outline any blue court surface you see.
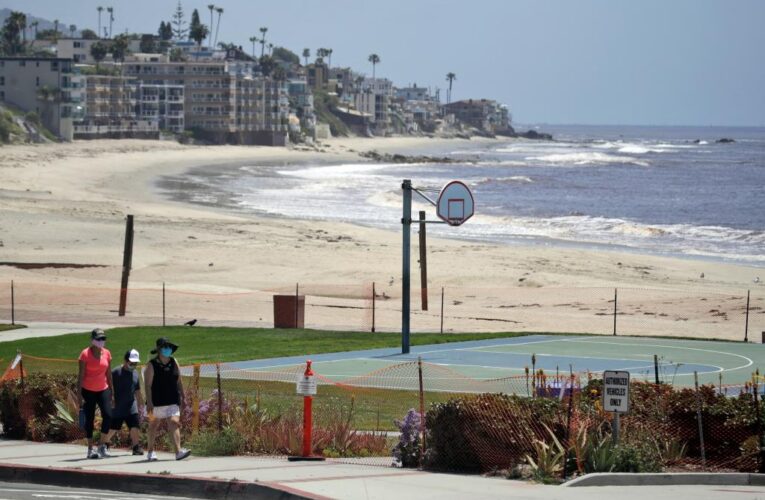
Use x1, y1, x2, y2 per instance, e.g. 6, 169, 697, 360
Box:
217, 335, 765, 390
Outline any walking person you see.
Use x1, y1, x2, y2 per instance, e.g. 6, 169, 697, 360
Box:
144, 337, 190, 461
102, 349, 145, 455
77, 328, 114, 459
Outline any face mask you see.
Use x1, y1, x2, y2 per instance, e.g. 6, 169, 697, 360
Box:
126, 363, 137, 371
92, 340, 106, 348
160, 347, 173, 357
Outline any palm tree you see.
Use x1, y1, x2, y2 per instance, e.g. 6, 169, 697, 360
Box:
31, 20, 39, 40
97, 6, 103, 39
213, 7, 223, 46
249, 36, 258, 59
69, 24, 76, 38
190, 23, 209, 59
327, 48, 333, 68
106, 7, 114, 38
316, 47, 326, 63
268, 43, 273, 56
302, 48, 310, 66
4, 11, 27, 53
207, 4, 215, 43
53, 19, 59, 41
259, 26, 268, 57
368, 53, 380, 80
446, 72, 456, 104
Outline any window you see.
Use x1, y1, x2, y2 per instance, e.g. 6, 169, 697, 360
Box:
0, 91, 4, 101
51, 61, 59, 71
19, 60, 26, 67
36, 76, 40, 86
0, 77, 4, 86
74, 41, 82, 48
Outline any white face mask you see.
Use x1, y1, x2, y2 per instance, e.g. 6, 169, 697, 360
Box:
92, 339, 106, 348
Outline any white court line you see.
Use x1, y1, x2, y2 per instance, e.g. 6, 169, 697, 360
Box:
415, 337, 569, 357
558, 338, 753, 374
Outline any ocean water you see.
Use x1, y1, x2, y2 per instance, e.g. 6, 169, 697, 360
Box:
158, 125, 765, 265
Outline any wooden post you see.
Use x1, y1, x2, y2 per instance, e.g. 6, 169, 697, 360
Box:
162, 282, 166, 327
654, 354, 660, 385
612, 288, 617, 336
417, 356, 426, 463
694, 371, 706, 466
10, 280, 14, 326
440, 287, 444, 334
531, 354, 537, 397
216, 363, 223, 433
295, 283, 299, 329
418, 211, 428, 311
745, 290, 750, 342
118, 215, 134, 317
192, 364, 200, 435
371, 282, 376, 333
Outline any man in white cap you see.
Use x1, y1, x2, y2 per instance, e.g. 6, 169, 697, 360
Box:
101, 349, 145, 456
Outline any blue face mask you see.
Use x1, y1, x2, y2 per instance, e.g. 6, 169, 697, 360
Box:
160, 347, 173, 357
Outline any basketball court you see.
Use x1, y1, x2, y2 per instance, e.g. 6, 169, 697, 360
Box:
220, 335, 765, 391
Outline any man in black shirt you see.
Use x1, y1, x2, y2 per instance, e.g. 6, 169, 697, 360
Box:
102, 349, 145, 456
145, 337, 190, 461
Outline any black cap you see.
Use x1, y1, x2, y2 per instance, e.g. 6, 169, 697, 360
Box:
151, 337, 178, 355
91, 328, 107, 340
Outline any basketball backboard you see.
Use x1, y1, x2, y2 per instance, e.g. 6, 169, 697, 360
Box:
436, 181, 475, 226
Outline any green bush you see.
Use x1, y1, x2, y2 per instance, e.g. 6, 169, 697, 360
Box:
188, 427, 245, 456
0, 373, 79, 440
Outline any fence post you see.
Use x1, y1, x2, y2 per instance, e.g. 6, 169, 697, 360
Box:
562, 371, 575, 480
216, 363, 223, 433
10, 280, 15, 326
525, 366, 530, 397
371, 282, 376, 333
613, 288, 618, 336
295, 283, 299, 329
745, 290, 750, 342
17, 350, 24, 389
118, 214, 134, 317
162, 282, 166, 327
531, 354, 537, 398
694, 371, 706, 467
654, 354, 660, 385
417, 356, 426, 465
418, 211, 428, 311
440, 287, 444, 334
192, 364, 200, 435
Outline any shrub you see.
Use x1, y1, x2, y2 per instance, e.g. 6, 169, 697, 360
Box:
188, 427, 245, 456
392, 409, 421, 467
0, 373, 79, 440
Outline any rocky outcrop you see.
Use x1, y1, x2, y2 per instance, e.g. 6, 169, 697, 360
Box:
716, 138, 736, 143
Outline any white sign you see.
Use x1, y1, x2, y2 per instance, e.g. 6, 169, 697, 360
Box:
10, 354, 22, 370
603, 370, 630, 413
296, 375, 317, 396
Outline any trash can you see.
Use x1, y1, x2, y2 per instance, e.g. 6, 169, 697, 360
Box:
273, 295, 305, 328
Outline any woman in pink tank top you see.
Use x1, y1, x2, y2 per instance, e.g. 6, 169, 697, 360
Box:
77, 328, 114, 459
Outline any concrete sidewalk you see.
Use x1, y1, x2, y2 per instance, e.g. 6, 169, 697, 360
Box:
0, 440, 764, 499
0, 322, 115, 342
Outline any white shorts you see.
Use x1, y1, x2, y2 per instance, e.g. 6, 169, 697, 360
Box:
151, 404, 180, 419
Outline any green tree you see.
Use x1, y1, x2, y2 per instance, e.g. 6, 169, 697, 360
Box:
213, 7, 224, 46
171, 1, 187, 40
30, 20, 39, 40
327, 48, 333, 68
207, 4, 215, 43
368, 53, 380, 79
139, 34, 157, 53
272, 66, 287, 82
97, 6, 103, 38
106, 7, 114, 38
258, 26, 268, 57
69, 24, 76, 38
36, 29, 58, 41
272, 46, 299, 65
302, 48, 310, 66
111, 34, 129, 63
446, 72, 456, 104
189, 22, 209, 57
81, 28, 98, 40
2, 11, 27, 55
316, 47, 327, 63
258, 55, 276, 77
90, 40, 108, 68
169, 47, 185, 62
189, 8, 201, 39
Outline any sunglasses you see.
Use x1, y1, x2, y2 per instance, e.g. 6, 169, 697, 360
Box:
128, 362, 138, 367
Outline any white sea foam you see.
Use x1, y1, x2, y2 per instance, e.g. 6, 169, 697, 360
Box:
527, 152, 649, 167
476, 176, 534, 185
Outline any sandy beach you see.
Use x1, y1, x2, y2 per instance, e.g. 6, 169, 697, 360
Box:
0, 138, 763, 339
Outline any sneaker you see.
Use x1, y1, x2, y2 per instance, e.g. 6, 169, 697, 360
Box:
175, 448, 191, 461
132, 444, 144, 456
87, 447, 100, 459
147, 450, 158, 462
97, 444, 112, 458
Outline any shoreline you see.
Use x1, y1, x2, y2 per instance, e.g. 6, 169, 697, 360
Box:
0, 137, 763, 338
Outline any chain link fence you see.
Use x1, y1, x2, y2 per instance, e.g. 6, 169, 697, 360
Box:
1, 279, 763, 341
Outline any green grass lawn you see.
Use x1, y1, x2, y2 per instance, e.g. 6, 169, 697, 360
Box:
0, 326, 527, 366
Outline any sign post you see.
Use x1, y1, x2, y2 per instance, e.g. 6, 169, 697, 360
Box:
288, 360, 324, 461
400, 180, 474, 354
603, 370, 630, 443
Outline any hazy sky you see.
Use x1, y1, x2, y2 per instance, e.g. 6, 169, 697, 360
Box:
6, 0, 765, 126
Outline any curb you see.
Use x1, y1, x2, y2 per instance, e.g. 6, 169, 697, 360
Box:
0, 462, 323, 499
566, 472, 765, 487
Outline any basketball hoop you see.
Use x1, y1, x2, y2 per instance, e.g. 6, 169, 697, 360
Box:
436, 181, 475, 226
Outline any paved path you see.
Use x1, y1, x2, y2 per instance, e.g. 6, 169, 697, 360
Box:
0, 322, 118, 342
0, 481, 193, 499
0, 440, 762, 499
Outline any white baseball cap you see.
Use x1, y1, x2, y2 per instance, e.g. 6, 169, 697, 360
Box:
125, 349, 141, 363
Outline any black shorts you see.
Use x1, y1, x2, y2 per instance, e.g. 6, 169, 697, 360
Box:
110, 413, 140, 430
